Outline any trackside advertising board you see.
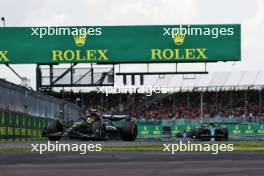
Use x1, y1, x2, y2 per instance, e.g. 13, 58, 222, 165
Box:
0, 24, 240, 64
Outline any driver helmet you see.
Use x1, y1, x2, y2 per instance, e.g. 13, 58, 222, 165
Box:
89, 107, 98, 117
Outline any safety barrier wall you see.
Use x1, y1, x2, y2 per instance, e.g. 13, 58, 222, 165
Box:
0, 79, 81, 120
0, 79, 81, 141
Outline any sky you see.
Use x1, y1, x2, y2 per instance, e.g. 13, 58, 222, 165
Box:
0, 0, 263, 90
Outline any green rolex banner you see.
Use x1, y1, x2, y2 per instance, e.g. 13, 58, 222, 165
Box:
0, 24, 240, 64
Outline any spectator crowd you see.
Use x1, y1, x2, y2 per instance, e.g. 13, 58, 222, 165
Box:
47, 89, 264, 122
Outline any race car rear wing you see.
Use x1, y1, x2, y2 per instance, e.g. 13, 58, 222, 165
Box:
102, 114, 131, 121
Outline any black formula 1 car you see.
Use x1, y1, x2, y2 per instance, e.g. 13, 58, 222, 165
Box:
42, 115, 137, 141
177, 123, 228, 141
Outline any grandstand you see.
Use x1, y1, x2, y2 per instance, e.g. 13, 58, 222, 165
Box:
48, 71, 264, 123
115, 70, 264, 90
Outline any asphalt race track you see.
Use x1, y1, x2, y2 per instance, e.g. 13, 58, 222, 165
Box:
1, 152, 264, 176
1, 141, 264, 176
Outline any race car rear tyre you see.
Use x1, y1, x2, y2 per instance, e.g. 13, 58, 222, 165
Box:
91, 121, 106, 140
215, 128, 228, 141
121, 121, 137, 141
223, 128, 228, 140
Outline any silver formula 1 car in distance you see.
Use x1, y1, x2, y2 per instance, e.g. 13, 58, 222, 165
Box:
189, 123, 229, 141
42, 115, 138, 141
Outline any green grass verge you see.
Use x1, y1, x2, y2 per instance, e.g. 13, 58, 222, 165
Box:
233, 142, 264, 151
103, 145, 163, 151
103, 143, 264, 152
0, 147, 31, 153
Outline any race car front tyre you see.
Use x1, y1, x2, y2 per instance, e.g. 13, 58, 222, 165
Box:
46, 120, 63, 141
120, 121, 137, 141
190, 128, 202, 139
91, 121, 106, 140
47, 120, 63, 133
215, 128, 229, 141
48, 136, 62, 141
